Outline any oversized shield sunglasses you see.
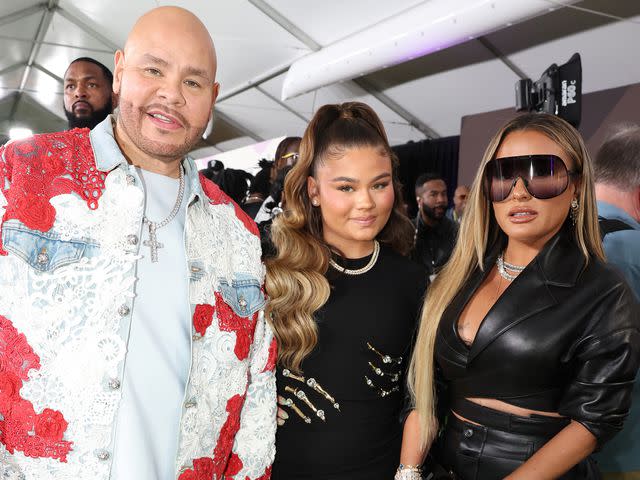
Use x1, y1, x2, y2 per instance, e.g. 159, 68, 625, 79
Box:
483, 154, 579, 202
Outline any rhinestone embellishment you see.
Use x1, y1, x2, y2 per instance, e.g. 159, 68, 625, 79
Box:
36, 251, 49, 265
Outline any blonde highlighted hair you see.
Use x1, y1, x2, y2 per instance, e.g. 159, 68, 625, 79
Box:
408, 113, 605, 447
265, 102, 414, 372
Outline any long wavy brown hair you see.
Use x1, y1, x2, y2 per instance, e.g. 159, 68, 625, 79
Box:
265, 102, 414, 372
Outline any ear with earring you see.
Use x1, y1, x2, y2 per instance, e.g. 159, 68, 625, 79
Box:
311, 198, 319, 207
570, 198, 579, 225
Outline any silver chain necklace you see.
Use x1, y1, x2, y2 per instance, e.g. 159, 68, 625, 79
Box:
329, 240, 380, 275
142, 166, 185, 263
496, 252, 526, 282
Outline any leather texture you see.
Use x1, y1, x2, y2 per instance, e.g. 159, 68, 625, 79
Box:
437, 413, 602, 480
435, 225, 640, 445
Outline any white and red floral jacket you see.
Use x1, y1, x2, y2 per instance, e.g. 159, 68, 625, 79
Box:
0, 118, 277, 480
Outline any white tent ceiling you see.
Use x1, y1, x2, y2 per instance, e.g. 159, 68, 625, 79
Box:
1, 0, 639, 160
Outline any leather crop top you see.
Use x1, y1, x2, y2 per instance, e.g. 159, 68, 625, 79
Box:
435, 227, 640, 444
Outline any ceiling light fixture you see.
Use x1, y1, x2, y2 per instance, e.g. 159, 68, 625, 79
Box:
282, 0, 575, 100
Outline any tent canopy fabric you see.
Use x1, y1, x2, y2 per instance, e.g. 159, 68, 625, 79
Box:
1, 0, 639, 158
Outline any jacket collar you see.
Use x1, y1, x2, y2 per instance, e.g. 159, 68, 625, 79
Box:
89, 115, 206, 203
446, 225, 585, 362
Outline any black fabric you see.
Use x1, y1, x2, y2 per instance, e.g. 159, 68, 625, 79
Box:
435, 225, 640, 445
393, 136, 460, 218
271, 247, 428, 480
241, 200, 262, 219
411, 214, 458, 276
436, 409, 602, 480
598, 216, 633, 239
451, 398, 569, 436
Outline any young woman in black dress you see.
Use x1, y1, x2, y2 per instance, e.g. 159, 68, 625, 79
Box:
408, 113, 640, 479
265, 102, 427, 480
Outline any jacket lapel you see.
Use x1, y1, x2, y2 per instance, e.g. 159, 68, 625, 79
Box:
468, 227, 585, 363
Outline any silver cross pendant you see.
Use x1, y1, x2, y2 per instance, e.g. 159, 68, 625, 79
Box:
143, 221, 164, 263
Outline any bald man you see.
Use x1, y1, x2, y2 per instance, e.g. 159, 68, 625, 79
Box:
0, 7, 276, 480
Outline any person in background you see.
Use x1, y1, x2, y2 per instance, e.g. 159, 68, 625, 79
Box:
254, 136, 301, 223
446, 185, 470, 223
257, 164, 293, 259
200, 159, 224, 183
266, 102, 427, 479
591, 124, 640, 479
242, 158, 274, 218
407, 112, 639, 479
412, 172, 458, 280
63, 57, 114, 130
213, 167, 253, 205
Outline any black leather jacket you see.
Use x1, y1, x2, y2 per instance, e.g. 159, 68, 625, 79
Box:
435, 226, 640, 445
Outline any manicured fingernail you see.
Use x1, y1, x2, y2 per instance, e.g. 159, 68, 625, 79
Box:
281, 411, 289, 419
277, 418, 285, 426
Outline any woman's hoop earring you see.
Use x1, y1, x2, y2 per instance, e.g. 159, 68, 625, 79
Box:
570, 198, 579, 225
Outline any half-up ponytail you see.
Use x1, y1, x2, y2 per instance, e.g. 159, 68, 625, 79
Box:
265, 102, 413, 372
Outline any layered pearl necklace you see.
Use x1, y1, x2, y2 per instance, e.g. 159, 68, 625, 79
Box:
496, 252, 526, 281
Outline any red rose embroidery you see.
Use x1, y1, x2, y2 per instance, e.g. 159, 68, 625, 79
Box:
0, 129, 106, 248
255, 465, 273, 480
178, 456, 215, 480
35, 408, 68, 442
12, 195, 58, 232
0, 371, 22, 398
262, 338, 278, 373
214, 292, 256, 361
182, 394, 247, 480
193, 304, 215, 336
0, 314, 73, 461
212, 394, 246, 476
178, 470, 196, 480
224, 453, 243, 477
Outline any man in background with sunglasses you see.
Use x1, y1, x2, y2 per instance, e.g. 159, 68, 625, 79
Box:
591, 124, 640, 479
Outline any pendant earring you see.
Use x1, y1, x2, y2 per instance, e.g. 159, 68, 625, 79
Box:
570, 198, 579, 226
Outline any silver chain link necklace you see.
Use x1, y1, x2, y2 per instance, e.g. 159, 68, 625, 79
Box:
496, 252, 526, 281
142, 166, 185, 263
329, 240, 381, 275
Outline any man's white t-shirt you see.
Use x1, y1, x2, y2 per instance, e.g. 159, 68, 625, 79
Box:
110, 166, 191, 479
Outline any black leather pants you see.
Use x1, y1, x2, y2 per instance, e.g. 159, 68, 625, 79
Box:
434, 399, 601, 480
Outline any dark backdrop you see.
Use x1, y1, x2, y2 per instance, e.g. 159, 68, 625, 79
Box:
393, 136, 460, 218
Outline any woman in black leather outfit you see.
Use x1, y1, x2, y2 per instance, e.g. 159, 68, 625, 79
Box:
407, 113, 640, 479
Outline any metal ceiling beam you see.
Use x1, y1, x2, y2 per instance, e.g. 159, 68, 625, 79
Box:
54, 6, 119, 52
0, 3, 46, 28
353, 77, 441, 139
246, 0, 439, 139
0, 62, 27, 78
32, 62, 63, 83
0, 33, 114, 54
476, 36, 529, 80
247, 0, 321, 50
255, 85, 309, 123
217, 64, 289, 102
214, 109, 264, 143
10, 0, 58, 121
